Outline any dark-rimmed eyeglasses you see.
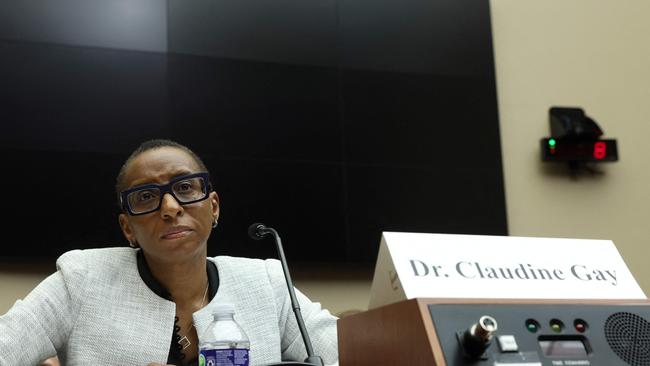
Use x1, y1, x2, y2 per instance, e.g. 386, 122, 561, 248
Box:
120, 172, 212, 216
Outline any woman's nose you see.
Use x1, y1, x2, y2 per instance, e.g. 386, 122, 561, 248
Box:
160, 193, 183, 218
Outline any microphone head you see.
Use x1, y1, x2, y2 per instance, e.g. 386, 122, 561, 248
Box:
248, 222, 268, 240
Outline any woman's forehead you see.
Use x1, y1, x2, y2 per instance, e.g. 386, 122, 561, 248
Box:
123, 147, 201, 186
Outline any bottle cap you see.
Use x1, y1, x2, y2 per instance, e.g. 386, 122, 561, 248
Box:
212, 303, 235, 316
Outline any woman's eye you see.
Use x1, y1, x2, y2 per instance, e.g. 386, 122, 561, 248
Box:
137, 190, 156, 202
177, 181, 193, 191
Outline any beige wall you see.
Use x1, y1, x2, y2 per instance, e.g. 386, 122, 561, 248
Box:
3, 0, 649, 316
491, 0, 650, 292
292, 265, 373, 316
0, 263, 55, 314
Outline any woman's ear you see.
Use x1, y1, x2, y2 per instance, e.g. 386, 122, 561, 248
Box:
210, 191, 220, 221
118, 213, 135, 245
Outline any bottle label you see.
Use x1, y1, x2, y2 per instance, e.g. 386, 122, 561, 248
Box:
199, 348, 249, 366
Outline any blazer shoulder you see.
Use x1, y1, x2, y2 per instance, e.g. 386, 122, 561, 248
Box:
211, 255, 281, 274
211, 256, 286, 288
56, 247, 137, 278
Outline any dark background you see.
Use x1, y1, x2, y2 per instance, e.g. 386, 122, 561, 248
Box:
0, 0, 506, 263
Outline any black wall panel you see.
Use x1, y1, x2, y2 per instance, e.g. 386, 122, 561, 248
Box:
0, 0, 166, 52
168, 0, 337, 67
0, 0, 506, 263
0, 41, 169, 153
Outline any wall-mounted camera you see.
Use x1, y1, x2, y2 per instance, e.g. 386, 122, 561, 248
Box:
540, 107, 618, 173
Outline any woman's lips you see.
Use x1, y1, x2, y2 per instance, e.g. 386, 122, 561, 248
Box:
161, 226, 192, 239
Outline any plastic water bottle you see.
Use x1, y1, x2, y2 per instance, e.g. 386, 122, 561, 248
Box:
198, 304, 250, 366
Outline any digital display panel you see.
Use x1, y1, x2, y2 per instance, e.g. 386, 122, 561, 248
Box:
541, 138, 618, 162
539, 339, 588, 357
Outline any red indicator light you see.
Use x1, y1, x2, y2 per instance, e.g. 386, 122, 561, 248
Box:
574, 319, 588, 333
593, 141, 607, 159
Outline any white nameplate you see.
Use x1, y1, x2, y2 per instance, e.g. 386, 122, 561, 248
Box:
369, 232, 646, 309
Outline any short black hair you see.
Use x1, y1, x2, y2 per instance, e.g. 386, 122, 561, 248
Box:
115, 139, 209, 208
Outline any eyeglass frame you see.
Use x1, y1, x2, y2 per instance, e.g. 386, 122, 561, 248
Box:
120, 172, 213, 216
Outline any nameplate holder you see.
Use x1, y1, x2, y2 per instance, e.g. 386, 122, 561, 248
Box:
368, 232, 646, 309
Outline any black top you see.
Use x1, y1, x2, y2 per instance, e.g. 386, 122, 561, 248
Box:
136, 250, 219, 366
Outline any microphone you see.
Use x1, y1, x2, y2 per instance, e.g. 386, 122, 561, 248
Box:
248, 222, 271, 241
248, 223, 325, 366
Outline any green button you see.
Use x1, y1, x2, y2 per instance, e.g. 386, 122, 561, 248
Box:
527, 323, 537, 332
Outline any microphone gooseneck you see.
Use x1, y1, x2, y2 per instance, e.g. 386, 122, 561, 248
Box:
248, 222, 324, 366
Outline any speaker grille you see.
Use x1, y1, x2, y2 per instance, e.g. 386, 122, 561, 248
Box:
605, 312, 650, 366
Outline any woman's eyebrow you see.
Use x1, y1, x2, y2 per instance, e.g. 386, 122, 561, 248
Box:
169, 170, 194, 179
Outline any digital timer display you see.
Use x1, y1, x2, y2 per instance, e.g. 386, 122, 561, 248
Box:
541, 138, 618, 162
539, 338, 589, 357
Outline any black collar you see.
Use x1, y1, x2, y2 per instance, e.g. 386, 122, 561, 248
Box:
136, 250, 218, 366
136, 249, 219, 302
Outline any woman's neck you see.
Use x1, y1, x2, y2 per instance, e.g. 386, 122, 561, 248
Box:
144, 250, 209, 310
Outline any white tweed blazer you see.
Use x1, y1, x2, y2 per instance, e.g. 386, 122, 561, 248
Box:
0, 248, 339, 366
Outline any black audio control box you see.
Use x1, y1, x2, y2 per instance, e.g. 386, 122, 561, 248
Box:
429, 304, 650, 366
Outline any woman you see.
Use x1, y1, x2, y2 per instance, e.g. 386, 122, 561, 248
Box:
0, 139, 339, 366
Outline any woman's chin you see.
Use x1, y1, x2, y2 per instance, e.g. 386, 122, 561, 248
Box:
156, 237, 206, 258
